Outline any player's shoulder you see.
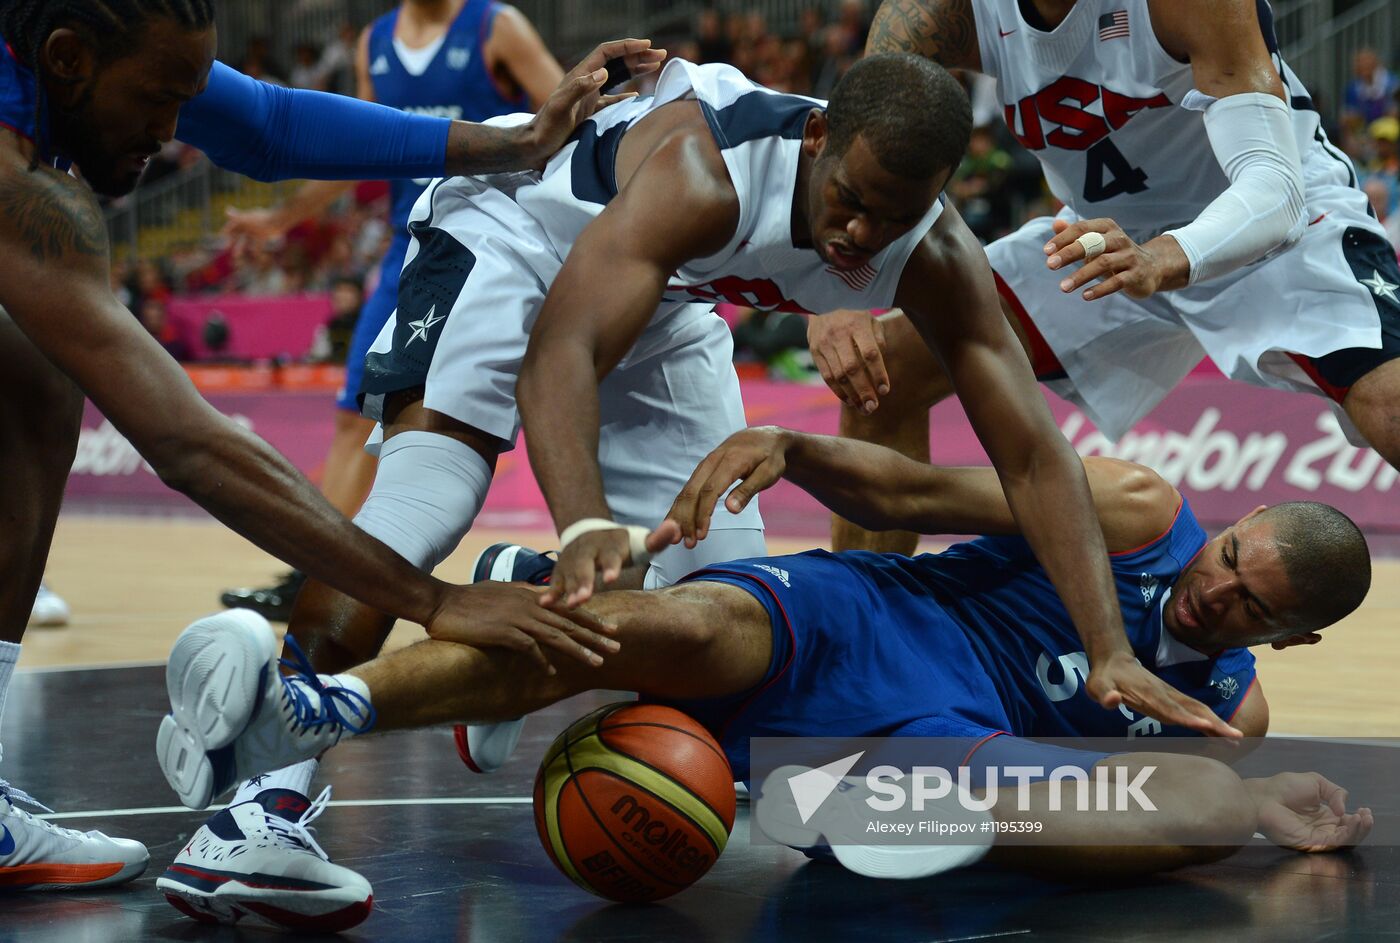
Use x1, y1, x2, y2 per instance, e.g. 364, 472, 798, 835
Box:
1083, 457, 1183, 554
0, 153, 107, 276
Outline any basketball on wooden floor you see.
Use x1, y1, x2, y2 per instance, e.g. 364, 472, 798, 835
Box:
533, 702, 737, 902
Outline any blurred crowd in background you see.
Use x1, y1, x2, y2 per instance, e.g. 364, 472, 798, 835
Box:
118, 2, 1400, 376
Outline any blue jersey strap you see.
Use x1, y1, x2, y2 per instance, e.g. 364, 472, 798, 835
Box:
177, 61, 452, 182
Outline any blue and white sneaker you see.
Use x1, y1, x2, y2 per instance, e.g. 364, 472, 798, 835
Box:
158, 786, 372, 931
453, 544, 555, 774
156, 610, 375, 811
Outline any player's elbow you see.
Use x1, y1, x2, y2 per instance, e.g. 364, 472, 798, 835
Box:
146, 436, 207, 494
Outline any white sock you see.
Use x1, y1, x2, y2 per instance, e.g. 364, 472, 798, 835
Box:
231, 758, 321, 805
227, 673, 371, 806
322, 672, 374, 725
0, 641, 17, 765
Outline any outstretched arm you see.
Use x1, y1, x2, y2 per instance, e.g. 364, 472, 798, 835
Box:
517, 123, 739, 607
178, 40, 665, 182
0, 154, 615, 671
898, 205, 1238, 738
667, 426, 1179, 552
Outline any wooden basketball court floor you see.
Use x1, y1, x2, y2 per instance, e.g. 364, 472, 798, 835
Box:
4, 514, 1398, 940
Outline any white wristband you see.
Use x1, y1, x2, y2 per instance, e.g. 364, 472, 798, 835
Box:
558, 517, 653, 569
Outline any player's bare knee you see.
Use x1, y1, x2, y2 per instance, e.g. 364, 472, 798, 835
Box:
645, 583, 723, 653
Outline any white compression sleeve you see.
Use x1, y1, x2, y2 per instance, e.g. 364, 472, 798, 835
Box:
1163, 92, 1307, 286
352, 431, 493, 570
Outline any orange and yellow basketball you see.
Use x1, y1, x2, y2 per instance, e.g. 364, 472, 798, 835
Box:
533, 702, 736, 902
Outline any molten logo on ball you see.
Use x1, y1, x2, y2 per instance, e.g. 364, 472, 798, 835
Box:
534, 702, 737, 902
610, 794, 714, 871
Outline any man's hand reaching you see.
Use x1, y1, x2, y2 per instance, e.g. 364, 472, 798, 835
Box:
1087, 651, 1243, 738
523, 39, 667, 170
807, 309, 891, 414
541, 520, 681, 608
425, 581, 620, 674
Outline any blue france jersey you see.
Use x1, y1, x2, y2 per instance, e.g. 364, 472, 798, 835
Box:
0, 38, 69, 170
367, 0, 527, 231
917, 497, 1256, 738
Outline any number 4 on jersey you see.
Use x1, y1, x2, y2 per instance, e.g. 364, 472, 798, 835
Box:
1084, 138, 1149, 202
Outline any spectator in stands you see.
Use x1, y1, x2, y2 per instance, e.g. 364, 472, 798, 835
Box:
1343, 48, 1398, 128
1363, 178, 1400, 255
835, 0, 870, 53
308, 276, 366, 365
317, 23, 360, 96
731, 309, 814, 381
290, 42, 327, 90
696, 7, 731, 65
238, 35, 287, 86
1364, 116, 1400, 216
951, 125, 1014, 242
138, 297, 190, 362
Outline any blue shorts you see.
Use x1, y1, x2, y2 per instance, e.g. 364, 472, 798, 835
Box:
664, 550, 1019, 781
338, 234, 410, 412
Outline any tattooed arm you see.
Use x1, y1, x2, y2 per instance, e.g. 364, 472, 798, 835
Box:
866, 0, 983, 71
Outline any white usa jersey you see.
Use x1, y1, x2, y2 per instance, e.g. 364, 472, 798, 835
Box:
510, 58, 944, 315
971, 0, 1356, 240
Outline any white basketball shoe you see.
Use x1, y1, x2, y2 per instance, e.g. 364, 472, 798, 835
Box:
28, 583, 70, 628
157, 785, 372, 931
754, 765, 994, 880
0, 780, 148, 890
452, 543, 552, 774
156, 610, 374, 811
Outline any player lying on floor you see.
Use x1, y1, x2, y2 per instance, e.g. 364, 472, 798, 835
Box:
156, 430, 1374, 884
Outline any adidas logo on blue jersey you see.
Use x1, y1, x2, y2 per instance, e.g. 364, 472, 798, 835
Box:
447, 48, 471, 70
1139, 573, 1159, 605
753, 564, 791, 587
370, 55, 390, 76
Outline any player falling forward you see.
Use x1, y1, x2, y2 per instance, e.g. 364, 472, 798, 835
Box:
157, 434, 1373, 893
811, 0, 1400, 555
0, 0, 655, 892
219, 0, 568, 620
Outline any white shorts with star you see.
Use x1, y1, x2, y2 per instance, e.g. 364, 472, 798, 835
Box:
989, 177, 1400, 443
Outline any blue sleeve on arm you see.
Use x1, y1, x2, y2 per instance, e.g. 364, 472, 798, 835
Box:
176, 61, 451, 182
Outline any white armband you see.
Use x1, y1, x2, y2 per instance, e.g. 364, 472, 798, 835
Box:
1163, 92, 1307, 286
559, 517, 653, 569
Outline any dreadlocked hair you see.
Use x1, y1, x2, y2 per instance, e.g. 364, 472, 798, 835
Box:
0, 0, 215, 165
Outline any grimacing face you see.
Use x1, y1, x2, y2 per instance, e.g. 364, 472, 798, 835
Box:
801, 111, 950, 271
43, 20, 216, 196
1162, 510, 1321, 652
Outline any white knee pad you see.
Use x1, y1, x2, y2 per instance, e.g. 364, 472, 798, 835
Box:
351, 431, 493, 570
644, 528, 767, 589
